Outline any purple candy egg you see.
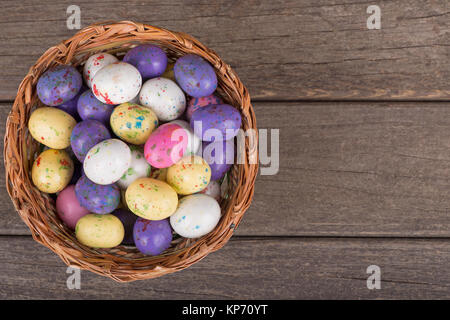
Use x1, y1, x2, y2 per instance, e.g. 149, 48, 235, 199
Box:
75, 175, 120, 214
133, 218, 172, 256
190, 104, 242, 141
70, 120, 111, 162
37, 65, 83, 106
201, 139, 234, 181
56, 86, 87, 119
123, 45, 167, 79
77, 90, 115, 125
186, 94, 223, 121
174, 54, 217, 98
112, 209, 138, 245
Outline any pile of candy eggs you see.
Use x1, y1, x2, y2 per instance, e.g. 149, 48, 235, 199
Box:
29, 44, 242, 256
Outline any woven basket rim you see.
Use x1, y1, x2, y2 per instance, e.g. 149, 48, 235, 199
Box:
3, 21, 258, 282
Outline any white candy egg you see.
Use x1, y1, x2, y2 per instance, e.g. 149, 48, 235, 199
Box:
116, 147, 151, 189
169, 119, 201, 155
139, 77, 186, 121
84, 139, 132, 185
198, 180, 221, 201
92, 62, 142, 105
170, 194, 221, 238
83, 53, 119, 88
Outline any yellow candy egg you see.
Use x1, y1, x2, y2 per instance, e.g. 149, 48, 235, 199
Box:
167, 155, 211, 195
126, 178, 178, 220
110, 102, 158, 145
161, 62, 175, 81
28, 107, 76, 149
75, 214, 124, 248
31, 149, 74, 193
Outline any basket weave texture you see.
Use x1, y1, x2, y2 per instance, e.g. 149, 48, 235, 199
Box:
3, 21, 258, 282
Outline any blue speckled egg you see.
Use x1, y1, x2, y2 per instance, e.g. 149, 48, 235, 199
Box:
133, 218, 172, 256
77, 90, 115, 125
75, 175, 120, 214
70, 120, 111, 162
123, 45, 168, 79
55, 85, 87, 119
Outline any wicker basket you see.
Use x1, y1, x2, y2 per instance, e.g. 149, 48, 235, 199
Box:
3, 21, 258, 282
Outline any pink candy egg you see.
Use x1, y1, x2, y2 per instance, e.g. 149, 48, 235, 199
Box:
56, 185, 90, 229
144, 123, 188, 168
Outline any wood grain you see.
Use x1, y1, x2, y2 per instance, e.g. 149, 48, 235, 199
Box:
0, 0, 448, 101
3, 101, 450, 237
1, 236, 450, 299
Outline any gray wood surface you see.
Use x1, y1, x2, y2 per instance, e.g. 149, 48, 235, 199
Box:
2, 236, 450, 299
0, 0, 448, 100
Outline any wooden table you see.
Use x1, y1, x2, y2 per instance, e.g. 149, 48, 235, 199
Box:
1, 0, 449, 299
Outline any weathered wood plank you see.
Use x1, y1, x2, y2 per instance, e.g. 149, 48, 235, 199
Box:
3, 101, 450, 236
0, 0, 448, 100
1, 236, 450, 299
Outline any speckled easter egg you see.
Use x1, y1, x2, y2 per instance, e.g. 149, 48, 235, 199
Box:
32, 149, 74, 193
117, 147, 151, 189
174, 54, 217, 98
28, 107, 76, 149
70, 120, 111, 162
144, 123, 188, 169
77, 90, 115, 125
186, 94, 223, 121
37, 65, 82, 106
139, 77, 186, 121
56, 86, 87, 119
92, 62, 142, 105
169, 120, 200, 155
190, 104, 242, 141
170, 194, 220, 238
125, 178, 178, 220
149, 167, 168, 182
83, 139, 131, 185
110, 103, 158, 145
166, 155, 211, 195
56, 185, 90, 229
83, 53, 119, 88
201, 139, 234, 181
75, 175, 120, 214
161, 62, 175, 81
123, 45, 167, 79
198, 180, 221, 201
111, 209, 138, 245
76, 214, 124, 248
133, 218, 172, 255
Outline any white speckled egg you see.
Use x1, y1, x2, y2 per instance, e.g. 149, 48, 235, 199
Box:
117, 146, 151, 189
83, 139, 131, 185
169, 120, 200, 155
92, 62, 142, 105
170, 194, 221, 238
139, 77, 186, 121
83, 53, 118, 88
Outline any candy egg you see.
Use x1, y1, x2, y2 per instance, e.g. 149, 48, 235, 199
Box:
144, 123, 188, 168
169, 120, 201, 155
37, 65, 82, 106
70, 120, 111, 162
198, 180, 221, 201
77, 90, 115, 125
83, 139, 131, 185
125, 178, 178, 220
75, 175, 120, 214
117, 146, 151, 189
133, 218, 172, 255
56, 185, 90, 229
76, 214, 124, 248
28, 107, 76, 149
201, 139, 234, 181
166, 155, 211, 195
56, 86, 87, 119
170, 194, 221, 238
32, 149, 74, 193
123, 44, 168, 79
190, 104, 242, 141
83, 53, 119, 88
186, 94, 223, 121
92, 62, 142, 105
110, 103, 158, 145
174, 54, 217, 98
112, 209, 138, 245
139, 77, 186, 121
161, 62, 175, 81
